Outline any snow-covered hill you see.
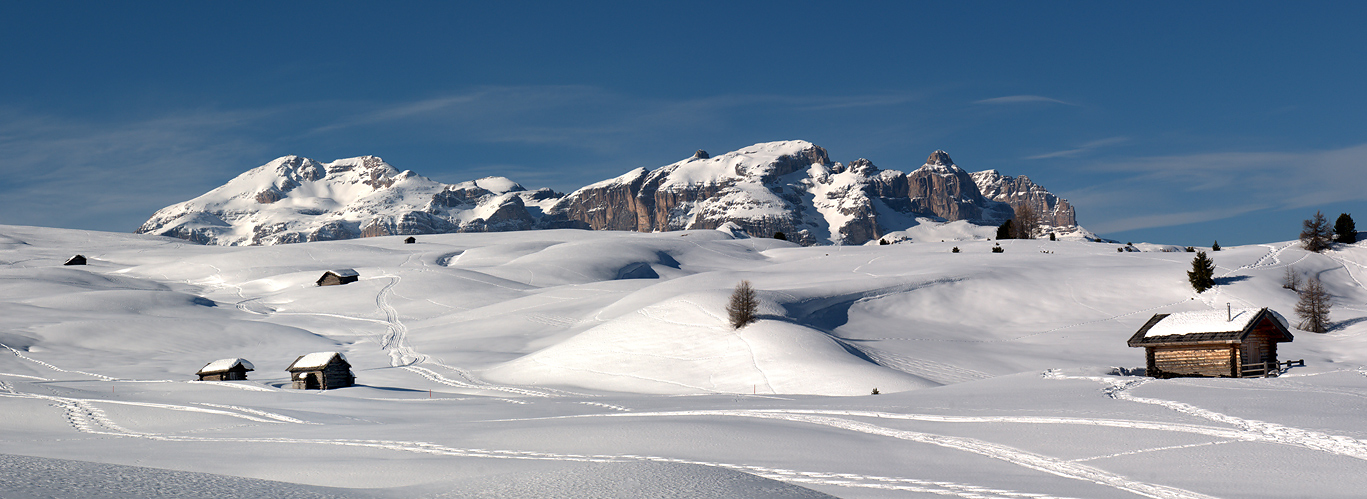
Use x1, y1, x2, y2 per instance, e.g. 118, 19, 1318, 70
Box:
137, 141, 1086, 246
4, 224, 1367, 497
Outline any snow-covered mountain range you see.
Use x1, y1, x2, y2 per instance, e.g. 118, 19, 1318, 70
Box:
136, 140, 1082, 246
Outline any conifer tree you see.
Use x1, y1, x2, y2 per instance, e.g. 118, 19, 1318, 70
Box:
1301, 211, 1334, 252
1334, 213, 1356, 244
1295, 276, 1332, 333
1188, 251, 1215, 293
996, 220, 1013, 240
726, 280, 759, 329
1211, 240, 1221, 251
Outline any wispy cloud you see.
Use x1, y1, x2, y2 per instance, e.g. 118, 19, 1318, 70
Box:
1087, 204, 1271, 234
0, 109, 275, 231
1026, 137, 1129, 160
1067, 143, 1367, 234
973, 95, 1078, 106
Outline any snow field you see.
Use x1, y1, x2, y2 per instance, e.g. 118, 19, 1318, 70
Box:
1, 223, 1366, 497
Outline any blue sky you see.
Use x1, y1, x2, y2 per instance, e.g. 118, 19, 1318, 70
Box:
2, 2, 1364, 246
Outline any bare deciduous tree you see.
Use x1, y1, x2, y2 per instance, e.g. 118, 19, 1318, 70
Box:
1282, 266, 1301, 291
1295, 276, 1332, 333
727, 280, 759, 329
1012, 204, 1040, 239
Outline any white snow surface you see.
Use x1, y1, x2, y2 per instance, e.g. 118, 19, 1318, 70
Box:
1142, 308, 1289, 338
289, 352, 346, 370
198, 358, 254, 374
3, 224, 1367, 498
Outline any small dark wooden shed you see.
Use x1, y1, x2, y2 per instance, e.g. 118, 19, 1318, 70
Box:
64, 255, 87, 266
196, 358, 254, 381
316, 269, 359, 286
404, 236, 416, 244
287, 352, 355, 389
1128, 307, 1293, 378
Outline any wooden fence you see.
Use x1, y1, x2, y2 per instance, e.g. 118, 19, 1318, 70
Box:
1240, 359, 1305, 377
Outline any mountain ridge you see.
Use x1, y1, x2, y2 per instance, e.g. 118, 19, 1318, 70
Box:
136, 140, 1082, 246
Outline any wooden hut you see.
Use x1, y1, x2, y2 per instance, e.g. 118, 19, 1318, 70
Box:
1128, 307, 1293, 378
316, 269, 359, 286
287, 352, 355, 389
404, 236, 416, 244
195, 358, 254, 381
63, 255, 87, 266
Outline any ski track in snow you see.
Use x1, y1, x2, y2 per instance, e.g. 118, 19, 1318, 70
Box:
516, 409, 1217, 499
401, 365, 556, 398
1044, 371, 1367, 462
17, 387, 1084, 499
375, 275, 424, 367
857, 348, 991, 384
1, 342, 117, 381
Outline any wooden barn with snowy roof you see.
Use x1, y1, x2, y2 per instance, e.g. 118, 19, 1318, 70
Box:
316, 269, 359, 286
196, 358, 254, 381
1128, 307, 1293, 378
287, 352, 354, 389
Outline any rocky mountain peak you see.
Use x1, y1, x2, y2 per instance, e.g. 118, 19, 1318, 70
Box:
138, 141, 1082, 247
926, 150, 954, 167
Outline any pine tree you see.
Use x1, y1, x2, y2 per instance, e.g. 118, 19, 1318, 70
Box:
1211, 240, 1221, 251
996, 220, 1013, 240
726, 280, 759, 329
773, 231, 787, 241
1334, 213, 1356, 244
1188, 251, 1215, 293
1301, 211, 1334, 252
1295, 276, 1332, 333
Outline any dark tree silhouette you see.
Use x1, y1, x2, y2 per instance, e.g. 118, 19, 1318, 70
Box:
773, 232, 787, 241
1335, 213, 1356, 244
1211, 240, 1221, 251
1188, 251, 1215, 293
1301, 211, 1334, 252
1295, 276, 1332, 333
996, 220, 1014, 240
726, 280, 759, 329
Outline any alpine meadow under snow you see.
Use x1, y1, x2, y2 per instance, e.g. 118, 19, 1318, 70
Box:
3, 223, 1367, 498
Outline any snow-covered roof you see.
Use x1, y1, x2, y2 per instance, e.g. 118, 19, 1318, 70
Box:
1144, 308, 1264, 338
288, 351, 347, 371
1129, 307, 1293, 346
328, 269, 359, 277
197, 358, 254, 374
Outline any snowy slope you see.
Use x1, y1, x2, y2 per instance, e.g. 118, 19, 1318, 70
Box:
3, 224, 1367, 497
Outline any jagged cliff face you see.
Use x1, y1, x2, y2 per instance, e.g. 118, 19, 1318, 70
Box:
971, 170, 1077, 228
542, 141, 829, 245
137, 141, 1080, 246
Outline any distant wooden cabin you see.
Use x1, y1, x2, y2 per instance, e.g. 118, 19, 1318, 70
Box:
287, 352, 355, 389
196, 358, 254, 381
316, 269, 359, 286
1128, 307, 1293, 378
63, 255, 87, 266
404, 236, 416, 244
